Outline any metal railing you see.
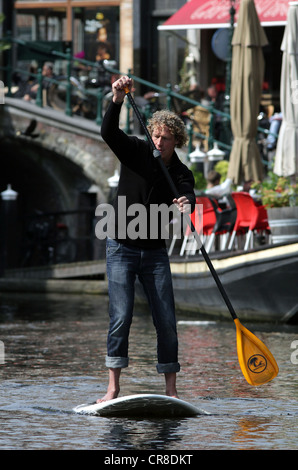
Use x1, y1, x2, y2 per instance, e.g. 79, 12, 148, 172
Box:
0, 34, 279, 159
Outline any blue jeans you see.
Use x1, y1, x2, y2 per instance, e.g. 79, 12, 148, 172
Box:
105, 238, 180, 374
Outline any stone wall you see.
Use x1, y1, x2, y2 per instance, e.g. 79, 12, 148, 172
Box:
1, 98, 119, 205
0, 98, 121, 267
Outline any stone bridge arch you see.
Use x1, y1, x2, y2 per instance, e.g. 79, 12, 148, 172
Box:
0, 98, 118, 268
2, 98, 117, 203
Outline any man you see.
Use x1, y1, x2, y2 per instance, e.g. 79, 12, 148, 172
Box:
24, 62, 55, 104
98, 75, 195, 402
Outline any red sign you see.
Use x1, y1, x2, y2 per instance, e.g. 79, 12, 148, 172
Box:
159, 0, 290, 30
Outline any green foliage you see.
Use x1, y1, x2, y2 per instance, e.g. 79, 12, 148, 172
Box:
214, 160, 229, 182
251, 172, 298, 207
0, 14, 11, 53
190, 165, 206, 190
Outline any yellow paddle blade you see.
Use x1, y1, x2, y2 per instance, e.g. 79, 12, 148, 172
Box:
234, 319, 279, 386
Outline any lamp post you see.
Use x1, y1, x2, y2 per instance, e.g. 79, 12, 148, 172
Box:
0, 184, 19, 274
108, 169, 120, 188
189, 144, 208, 178
207, 142, 225, 171
1, 184, 18, 201
107, 169, 119, 203
224, 0, 236, 113
207, 142, 225, 159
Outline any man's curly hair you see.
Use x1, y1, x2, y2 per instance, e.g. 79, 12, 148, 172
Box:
147, 110, 188, 148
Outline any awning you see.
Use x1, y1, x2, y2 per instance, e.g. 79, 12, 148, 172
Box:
158, 0, 290, 30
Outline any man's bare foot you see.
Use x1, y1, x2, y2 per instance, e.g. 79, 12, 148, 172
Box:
165, 372, 179, 399
167, 392, 179, 399
96, 388, 119, 403
166, 390, 179, 399
96, 368, 121, 403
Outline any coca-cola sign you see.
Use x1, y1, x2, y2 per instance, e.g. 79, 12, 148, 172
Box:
159, 0, 290, 30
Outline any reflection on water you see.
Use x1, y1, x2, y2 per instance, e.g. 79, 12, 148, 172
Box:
99, 419, 185, 451
0, 292, 298, 450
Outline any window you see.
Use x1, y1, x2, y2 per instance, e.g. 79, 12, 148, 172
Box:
73, 7, 119, 64
15, 5, 120, 64
15, 9, 66, 41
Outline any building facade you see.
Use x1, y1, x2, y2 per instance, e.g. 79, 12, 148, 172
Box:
1, 0, 187, 89
1, 1, 285, 99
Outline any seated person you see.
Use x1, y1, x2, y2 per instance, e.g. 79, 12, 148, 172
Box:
12, 61, 38, 98
267, 112, 282, 150
24, 62, 55, 104
205, 170, 232, 199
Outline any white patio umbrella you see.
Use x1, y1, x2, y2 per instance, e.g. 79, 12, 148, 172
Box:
227, 0, 268, 185
274, 1, 298, 178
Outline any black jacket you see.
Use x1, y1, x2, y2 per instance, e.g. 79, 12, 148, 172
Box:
101, 101, 196, 248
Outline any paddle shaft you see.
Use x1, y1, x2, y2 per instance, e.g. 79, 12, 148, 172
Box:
124, 89, 238, 321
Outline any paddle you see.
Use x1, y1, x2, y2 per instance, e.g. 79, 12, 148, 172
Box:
124, 86, 279, 386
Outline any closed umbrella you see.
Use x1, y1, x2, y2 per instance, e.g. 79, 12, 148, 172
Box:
227, 0, 268, 185
274, 1, 298, 178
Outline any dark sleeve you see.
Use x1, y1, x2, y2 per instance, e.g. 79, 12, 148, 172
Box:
175, 166, 196, 213
101, 101, 153, 179
101, 101, 125, 146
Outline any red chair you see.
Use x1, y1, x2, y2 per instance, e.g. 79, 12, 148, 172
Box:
252, 203, 271, 244
179, 196, 217, 255
228, 192, 269, 250
196, 195, 217, 236
205, 194, 237, 251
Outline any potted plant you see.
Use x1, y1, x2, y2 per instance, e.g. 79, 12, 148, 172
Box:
251, 172, 298, 244
252, 172, 298, 207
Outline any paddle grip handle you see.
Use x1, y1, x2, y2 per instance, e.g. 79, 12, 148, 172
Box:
124, 88, 157, 150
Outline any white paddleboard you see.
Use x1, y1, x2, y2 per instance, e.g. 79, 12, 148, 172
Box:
73, 394, 208, 418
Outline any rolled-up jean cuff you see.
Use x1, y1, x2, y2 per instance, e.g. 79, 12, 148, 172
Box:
156, 362, 180, 374
105, 355, 129, 368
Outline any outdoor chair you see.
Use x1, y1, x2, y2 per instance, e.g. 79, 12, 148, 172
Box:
169, 194, 238, 256
179, 196, 217, 256
228, 192, 270, 251
205, 194, 237, 252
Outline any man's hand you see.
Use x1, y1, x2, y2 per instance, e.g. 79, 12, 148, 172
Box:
173, 196, 191, 214
112, 75, 133, 104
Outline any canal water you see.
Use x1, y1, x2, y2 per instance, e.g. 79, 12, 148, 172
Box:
0, 291, 297, 452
